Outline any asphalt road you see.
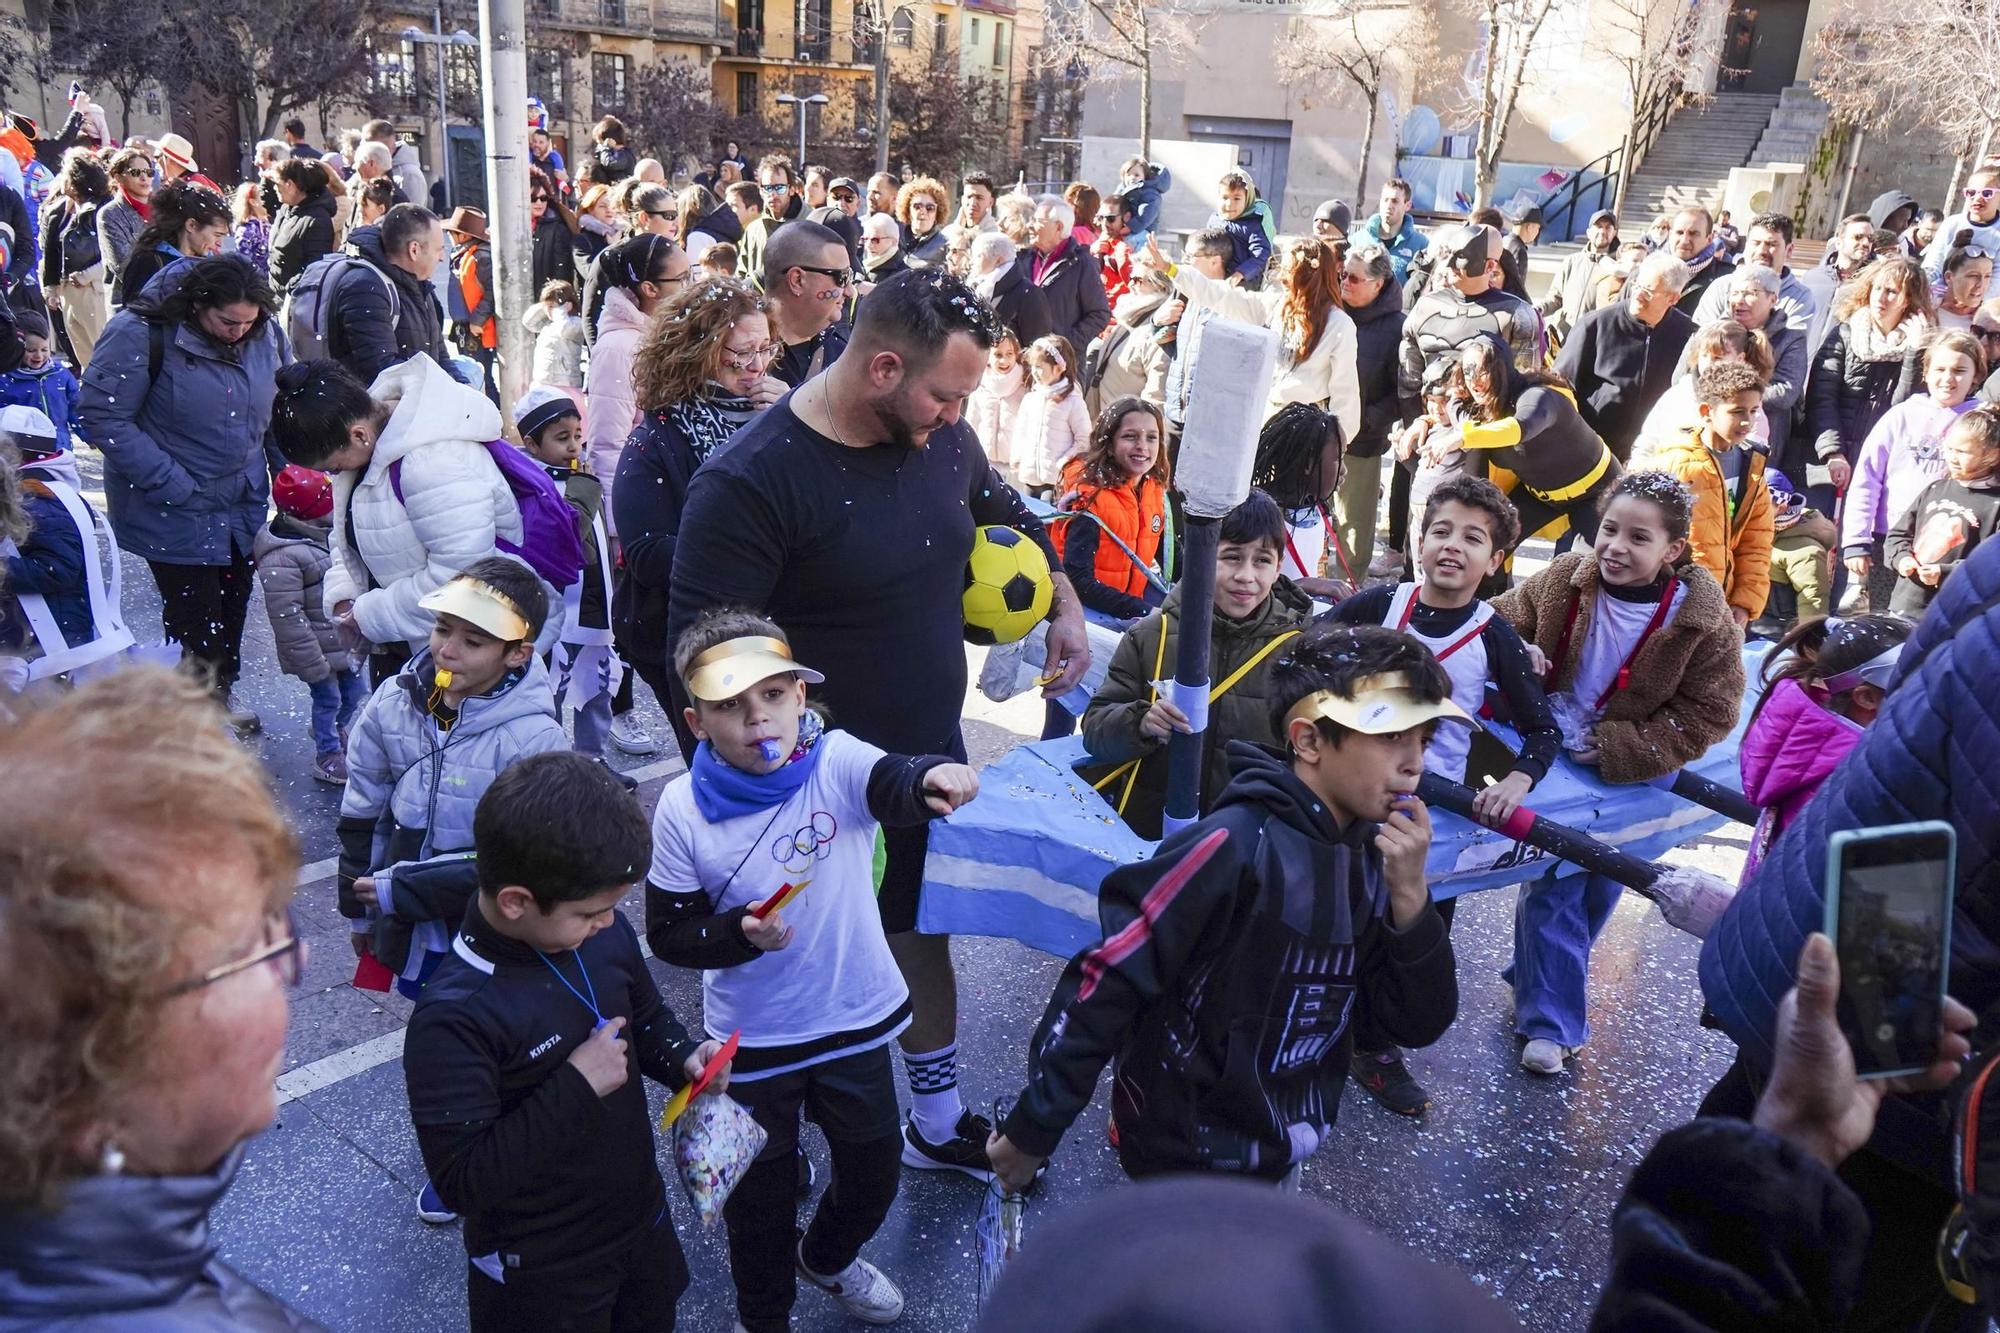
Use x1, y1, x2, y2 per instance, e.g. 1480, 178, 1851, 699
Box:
79, 446, 1747, 1331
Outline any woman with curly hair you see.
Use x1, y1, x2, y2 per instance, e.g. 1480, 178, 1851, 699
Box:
611, 274, 779, 757
0, 667, 313, 1327
896, 175, 951, 268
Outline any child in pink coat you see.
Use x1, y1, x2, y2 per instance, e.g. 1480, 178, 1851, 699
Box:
1738, 613, 1914, 879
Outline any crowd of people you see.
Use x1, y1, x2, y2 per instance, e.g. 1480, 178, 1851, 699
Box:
5, 86, 2000, 1333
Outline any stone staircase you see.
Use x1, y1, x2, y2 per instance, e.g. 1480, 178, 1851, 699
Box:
1618, 91, 1780, 231
1749, 85, 1833, 167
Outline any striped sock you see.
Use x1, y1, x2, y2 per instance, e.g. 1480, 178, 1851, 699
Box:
903, 1042, 965, 1142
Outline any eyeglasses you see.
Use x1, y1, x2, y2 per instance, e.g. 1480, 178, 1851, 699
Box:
721, 339, 783, 370
1974, 326, 2000, 341
647, 209, 678, 221
1338, 269, 1373, 284
760, 182, 790, 194
1095, 213, 1121, 224
910, 200, 939, 212
793, 263, 853, 286
160, 905, 307, 998
1970, 188, 1999, 201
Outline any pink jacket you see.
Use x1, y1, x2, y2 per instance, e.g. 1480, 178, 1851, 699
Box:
1841, 393, 1975, 553
1738, 677, 1862, 880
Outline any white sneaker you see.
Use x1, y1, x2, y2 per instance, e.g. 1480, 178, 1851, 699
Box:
1520, 1039, 1572, 1075
797, 1244, 904, 1324
609, 715, 659, 755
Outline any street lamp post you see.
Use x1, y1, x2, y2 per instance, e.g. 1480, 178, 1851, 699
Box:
774, 91, 830, 171
402, 20, 479, 206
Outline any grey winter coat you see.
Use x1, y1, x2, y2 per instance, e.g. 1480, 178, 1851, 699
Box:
0, 1146, 327, 1331
252, 513, 359, 684
94, 196, 143, 298
335, 646, 567, 924
76, 267, 289, 564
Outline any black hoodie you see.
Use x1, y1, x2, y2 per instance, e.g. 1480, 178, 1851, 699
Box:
1000, 740, 1457, 1179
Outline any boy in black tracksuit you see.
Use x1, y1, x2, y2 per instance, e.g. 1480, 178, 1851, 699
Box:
987, 625, 1463, 1186
403, 752, 728, 1332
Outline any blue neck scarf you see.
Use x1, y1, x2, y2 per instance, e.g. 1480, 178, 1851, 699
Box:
690, 708, 826, 822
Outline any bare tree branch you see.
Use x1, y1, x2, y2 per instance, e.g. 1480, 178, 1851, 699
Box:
1037, 0, 1204, 158
1812, 0, 2000, 174
1594, 0, 1728, 211
1275, 1, 1445, 199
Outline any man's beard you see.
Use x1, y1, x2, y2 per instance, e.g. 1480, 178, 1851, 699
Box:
873, 387, 931, 451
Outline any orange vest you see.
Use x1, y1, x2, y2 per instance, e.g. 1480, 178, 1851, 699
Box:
455, 247, 497, 349
1053, 459, 1167, 599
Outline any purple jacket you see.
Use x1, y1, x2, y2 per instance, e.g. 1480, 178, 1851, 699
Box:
1738, 678, 1862, 880
1840, 393, 1975, 553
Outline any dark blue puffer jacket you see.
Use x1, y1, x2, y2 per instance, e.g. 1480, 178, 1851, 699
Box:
1700, 533, 2000, 1176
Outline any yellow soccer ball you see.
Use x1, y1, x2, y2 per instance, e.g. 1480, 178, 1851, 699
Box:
963, 525, 1054, 645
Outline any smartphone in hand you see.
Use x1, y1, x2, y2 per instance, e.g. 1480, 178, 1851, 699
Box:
1824, 821, 1956, 1079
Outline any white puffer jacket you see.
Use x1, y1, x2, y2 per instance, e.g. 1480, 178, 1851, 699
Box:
324, 354, 553, 651
1013, 382, 1093, 490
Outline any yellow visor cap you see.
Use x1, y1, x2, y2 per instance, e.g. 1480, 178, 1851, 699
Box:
683, 635, 826, 702
418, 578, 532, 642
1283, 672, 1472, 735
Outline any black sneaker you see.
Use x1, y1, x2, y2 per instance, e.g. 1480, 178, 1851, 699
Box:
1350, 1047, 1431, 1116
901, 1110, 997, 1182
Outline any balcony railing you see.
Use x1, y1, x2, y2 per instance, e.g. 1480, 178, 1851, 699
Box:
736, 25, 763, 53
534, 0, 652, 33
653, 6, 733, 42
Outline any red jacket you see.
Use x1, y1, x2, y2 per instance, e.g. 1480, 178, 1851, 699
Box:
1093, 237, 1133, 308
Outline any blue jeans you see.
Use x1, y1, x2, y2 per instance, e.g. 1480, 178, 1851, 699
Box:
1503, 871, 1624, 1048
308, 670, 370, 755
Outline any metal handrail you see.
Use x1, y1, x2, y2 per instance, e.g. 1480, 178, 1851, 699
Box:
1537, 144, 1621, 243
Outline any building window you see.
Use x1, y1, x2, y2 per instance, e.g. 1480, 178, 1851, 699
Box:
529, 47, 567, 115
970, 16, 979, 42
852, 8, 877, 63
369, 35, 418, 107
591, 53, 629, 116
890, 8, 913, 45
737, 69, 759, 117
932, 12, 947, 56
993, 21, 1008, 67
795, 0, 830, 60
446, 45, 482, 109
529, 0, 558, 17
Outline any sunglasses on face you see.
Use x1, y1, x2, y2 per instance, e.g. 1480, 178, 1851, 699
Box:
761, 183, 790, 194
794, 263, 853, 286
1974, 326, 2000, 340
648, 209, 678, 220
1970, 188, 1999, 201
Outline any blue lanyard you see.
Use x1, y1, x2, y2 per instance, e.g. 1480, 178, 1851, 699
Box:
534, 948, 606, 1030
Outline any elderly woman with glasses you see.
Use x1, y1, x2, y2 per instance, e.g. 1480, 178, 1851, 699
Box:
0, 668, 319, 1329
895, 175, 951, 268
612, 275, 780, 757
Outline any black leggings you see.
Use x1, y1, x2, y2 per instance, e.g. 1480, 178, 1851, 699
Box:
1510, 471, 1620, 552
1386, 457, 1415, 556
723, 1047, 904, 1333
148, 548, 255, 693
632, 657, 698, 762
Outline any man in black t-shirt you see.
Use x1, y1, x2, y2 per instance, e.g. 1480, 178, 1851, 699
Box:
668, 269, 1090, 1180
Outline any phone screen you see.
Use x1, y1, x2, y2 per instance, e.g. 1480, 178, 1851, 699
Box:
1833, 828, 1952, 1076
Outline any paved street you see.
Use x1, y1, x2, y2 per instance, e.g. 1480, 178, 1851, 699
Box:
87, 449, 1746, 1331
